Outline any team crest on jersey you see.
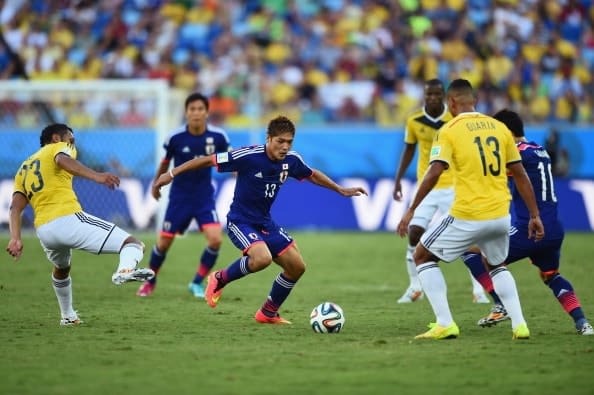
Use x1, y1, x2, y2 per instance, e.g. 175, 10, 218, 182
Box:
216, 152, 229, 163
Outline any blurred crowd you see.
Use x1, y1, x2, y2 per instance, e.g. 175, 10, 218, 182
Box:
0, 0, 593, 128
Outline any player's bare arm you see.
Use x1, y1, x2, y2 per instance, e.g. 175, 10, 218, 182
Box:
6, 192, 28, 260
508, 162, 545, 241
55, 154, 120, 190
397, 161, 445, 237
307, 169, 368, 197
393, 143, 416, 201
154, 154, 216, 191
151, 159, 171, 200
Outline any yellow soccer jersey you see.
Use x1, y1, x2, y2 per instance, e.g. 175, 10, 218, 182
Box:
429, 112, 521, 221
404, 107, 453, 189
13, 142, 82, 227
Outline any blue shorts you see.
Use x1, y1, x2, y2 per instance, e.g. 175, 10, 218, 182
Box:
226, 220, 294, 257
506, 224, 564, 273
161, 200, 220, 236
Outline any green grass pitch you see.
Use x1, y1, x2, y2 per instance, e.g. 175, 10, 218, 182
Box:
1, 231, 593, 395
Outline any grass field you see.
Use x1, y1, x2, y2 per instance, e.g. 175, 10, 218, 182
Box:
1, 231, 593, 395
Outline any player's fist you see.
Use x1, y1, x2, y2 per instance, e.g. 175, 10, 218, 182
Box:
6, 239, 23, 260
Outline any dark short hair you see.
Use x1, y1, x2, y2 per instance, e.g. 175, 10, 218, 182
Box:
447, 78, 474, 94
425, 78, 444, 90
185, 92, 209, 111
493, 109, 525, 137
267, 115, 295, 137
40, 123, 72, 147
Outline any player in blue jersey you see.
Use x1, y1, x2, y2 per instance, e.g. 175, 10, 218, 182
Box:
136, 93, 231, 298
154, 115, 368, 324
462, 109, 593, 335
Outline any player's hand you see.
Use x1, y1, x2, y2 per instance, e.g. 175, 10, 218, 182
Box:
98, 172, 120, 190
528, 216, 545, 241
6, 239, 23, 260
154, 172, 173, 193
397, 209, 414, 238
339, 187, 368, 197
151, 182, 161, 200
393, 180, 403, 201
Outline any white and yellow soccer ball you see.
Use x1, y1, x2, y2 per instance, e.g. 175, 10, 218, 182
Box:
310, 302, 345, 333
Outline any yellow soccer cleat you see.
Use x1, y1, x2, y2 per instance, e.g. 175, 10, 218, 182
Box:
512, 323, 530, 340
415, 322, 460, 340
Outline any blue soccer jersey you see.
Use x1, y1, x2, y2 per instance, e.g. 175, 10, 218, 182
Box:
511, 140, 564, 239
214, 145, 314, 224
164, 123, 230, 206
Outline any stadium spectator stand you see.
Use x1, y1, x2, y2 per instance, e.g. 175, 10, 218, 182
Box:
0, 0, 592, 127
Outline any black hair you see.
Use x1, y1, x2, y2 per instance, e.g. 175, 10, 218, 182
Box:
40, 123, 72, 147
185, 92, 209, 111
425, 78, 444, 91
267, 115, 295, 137
493, 109, 525, 137
447, 78, 474, 94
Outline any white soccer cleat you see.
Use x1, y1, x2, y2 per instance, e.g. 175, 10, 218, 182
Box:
397, 286, 424, 303
60, 311, 83, 326
112, 268, 155, 285
578, 322, 594, 335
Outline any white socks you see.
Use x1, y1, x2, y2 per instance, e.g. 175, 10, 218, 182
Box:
417, 261, 453, 327
406, 245, 421, 290
52, 275, 75, 318
116, 242, 144, 272
490, 266, 526, 329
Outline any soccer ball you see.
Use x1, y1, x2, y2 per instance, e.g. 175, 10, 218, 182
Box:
310, 302, 345, 333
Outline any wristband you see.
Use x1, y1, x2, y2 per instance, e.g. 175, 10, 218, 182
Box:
169, 169, 174, 178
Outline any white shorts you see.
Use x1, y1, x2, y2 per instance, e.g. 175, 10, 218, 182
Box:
410, 187, 454, 229
36, 212, 131, 269
420, 214, 511, 265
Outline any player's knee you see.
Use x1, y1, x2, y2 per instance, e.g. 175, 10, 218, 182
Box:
540, 270, 559, 283
208, 236, 223, 250
249, 251, 273, 270
156, 236, 173, 252
412, 244, 433, 265
293, 261, 307, 278
53, 266, 70, 280
408, 226, 424, 246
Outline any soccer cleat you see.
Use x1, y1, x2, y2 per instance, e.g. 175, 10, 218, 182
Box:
205, 270, 224, 308
477, 304, 510, 327
188, 282, 205, 298
136, 281, 155, 297
254, 309, 292, 325
578, 322, 594, 336
415, 322, 459, 339
472, 292, 490, 304
60, 312, 83, 326
111, 268, 155, 285
512, 323, 530, 339
397, 286, 424, 303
